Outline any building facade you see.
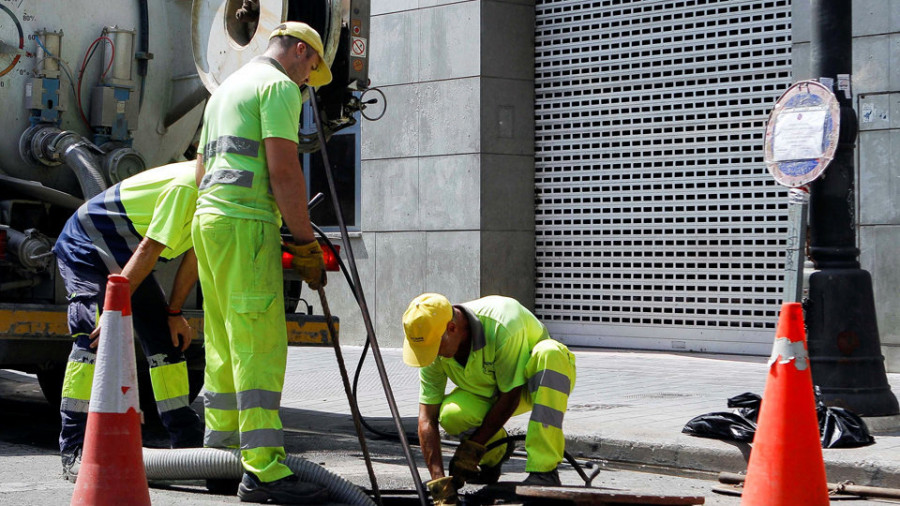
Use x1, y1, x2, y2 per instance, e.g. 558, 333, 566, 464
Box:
321, 0, 900, 373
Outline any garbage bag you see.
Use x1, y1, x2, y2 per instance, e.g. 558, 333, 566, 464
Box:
726, 392, 761, 422
814, 386, 875, 449
681, 411, 756, 443
682, 389, 875, 448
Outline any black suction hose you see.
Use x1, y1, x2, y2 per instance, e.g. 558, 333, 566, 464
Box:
308, 89, 429, 506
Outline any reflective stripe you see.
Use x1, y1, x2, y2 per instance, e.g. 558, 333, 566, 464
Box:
147, 353, 171, 368
205, 428, 240, 448
68, 349, 96, 364
203, 136, 260, 159
530, 404, 565, 429
527, 369, 572, 396
76, 185, 141, 272
204, 391, 237, 410
157, 395, 191, 413
237, 389, 282, 410
199, 169, 255, 191
240, 428, 284, 450
61, 397, 90, 413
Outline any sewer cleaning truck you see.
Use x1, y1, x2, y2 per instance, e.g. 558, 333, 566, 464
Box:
0, 0, 368, 407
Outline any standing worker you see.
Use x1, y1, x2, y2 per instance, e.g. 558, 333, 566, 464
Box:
402, 293, 577, 504
192, 21, 331, 504
54, 161, 204, 481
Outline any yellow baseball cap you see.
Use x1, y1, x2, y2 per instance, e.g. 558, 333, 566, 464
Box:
269, 21, 333, 87
402, 293, 453, 367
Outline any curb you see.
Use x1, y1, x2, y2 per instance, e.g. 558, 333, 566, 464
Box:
562, 434, 900, 488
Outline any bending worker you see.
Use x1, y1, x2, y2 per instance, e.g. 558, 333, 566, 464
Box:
192, 21, 331, 504
54, 161, 204, 481
402, 293, 577, 503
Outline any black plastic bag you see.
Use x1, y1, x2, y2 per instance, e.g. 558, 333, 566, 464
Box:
814, 386, 875, 448
682, 389, 875, 448
682, 411, 757, 442
726, 392, 761, 422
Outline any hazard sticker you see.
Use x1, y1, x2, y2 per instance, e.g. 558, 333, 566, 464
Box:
351, 19, 362, 36
351, 37, 367, 58
352, 58, 364, 72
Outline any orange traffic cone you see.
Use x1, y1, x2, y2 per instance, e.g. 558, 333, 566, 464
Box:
71, 275, 150, 505
741, 302, 828, 505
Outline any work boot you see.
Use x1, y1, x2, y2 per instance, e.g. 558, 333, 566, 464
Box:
522, 468, 561, 486
61, 447, 82, 482
470, 439, 516, 485
237, 472, 329, 504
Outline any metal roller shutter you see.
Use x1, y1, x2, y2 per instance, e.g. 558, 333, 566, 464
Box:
534, 0, 792, 355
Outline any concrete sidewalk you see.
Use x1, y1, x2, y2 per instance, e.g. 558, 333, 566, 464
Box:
281, 346, 900, 487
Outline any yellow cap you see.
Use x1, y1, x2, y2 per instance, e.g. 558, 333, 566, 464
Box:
402, 293, 452, 367
269, 21, 333, 87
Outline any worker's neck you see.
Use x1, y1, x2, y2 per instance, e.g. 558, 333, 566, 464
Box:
453, 312, 471, 366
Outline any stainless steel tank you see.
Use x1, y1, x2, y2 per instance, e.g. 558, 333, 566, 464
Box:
0, 0, 204, 195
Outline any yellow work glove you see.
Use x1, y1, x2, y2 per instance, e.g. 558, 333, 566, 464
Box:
448, 439, 486, 488
426, 477, 458, 505
284, 241, 327, 290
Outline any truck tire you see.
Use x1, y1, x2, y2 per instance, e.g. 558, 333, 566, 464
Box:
36, 366, 65, 410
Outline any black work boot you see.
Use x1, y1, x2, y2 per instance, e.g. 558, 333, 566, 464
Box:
61, 447, 82, 482
237, 472, 329, 504
522, 467, 561, 486
470, 439, 516, 485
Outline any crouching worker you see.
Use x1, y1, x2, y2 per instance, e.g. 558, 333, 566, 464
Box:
402, 293, 576, 504
54, 161, 204, 481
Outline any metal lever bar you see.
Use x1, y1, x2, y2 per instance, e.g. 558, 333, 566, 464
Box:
308, 88, 429, 506
317, 287, 382, 505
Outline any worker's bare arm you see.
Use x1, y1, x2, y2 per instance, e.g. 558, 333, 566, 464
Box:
469, 385, 523, 446
419, 402, 445, 480
265, 137, 315, 244
166, 248, 199, 351
195, 154, 205, 188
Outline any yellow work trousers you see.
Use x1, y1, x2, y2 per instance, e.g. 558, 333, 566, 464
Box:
192, 214, 292, 483
439, 340, 576, 472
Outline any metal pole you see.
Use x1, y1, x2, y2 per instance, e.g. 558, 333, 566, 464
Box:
308, 88, 429, 505
805, 0, 898, 415
782, 186, 809, 303
317, 287, 382, 505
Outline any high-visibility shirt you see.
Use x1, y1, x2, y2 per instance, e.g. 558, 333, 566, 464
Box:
195, 56, 303, 225
53, 162, 198, 272
419, 296, 551, 404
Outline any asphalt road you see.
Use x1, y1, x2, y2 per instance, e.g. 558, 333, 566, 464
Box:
0, 367, 892, 505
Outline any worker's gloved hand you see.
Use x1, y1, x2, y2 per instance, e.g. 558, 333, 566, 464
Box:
448, 439, 486, 488
284, 241, 327, 290
426, 476, 458, 505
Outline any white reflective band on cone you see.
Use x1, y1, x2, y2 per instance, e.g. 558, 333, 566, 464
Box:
767, 336, 809, 371
89, 310, 141, 414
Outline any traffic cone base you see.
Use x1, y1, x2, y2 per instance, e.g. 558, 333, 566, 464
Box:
741, 302, 829, 506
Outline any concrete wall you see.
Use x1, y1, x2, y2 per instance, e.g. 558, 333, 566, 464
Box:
793, 0, 900, 372
321, 0, 536, 347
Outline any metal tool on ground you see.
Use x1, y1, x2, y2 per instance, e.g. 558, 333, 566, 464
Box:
718, 472, 900, 501
308, 87, 428, 506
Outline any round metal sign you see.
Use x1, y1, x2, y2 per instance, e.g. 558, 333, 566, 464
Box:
763, 80, 840, 187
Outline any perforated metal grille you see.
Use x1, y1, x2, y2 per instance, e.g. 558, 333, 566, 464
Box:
534, 0, 792, 354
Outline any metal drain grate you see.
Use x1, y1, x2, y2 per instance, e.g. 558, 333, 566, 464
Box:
534, 0, 793, 355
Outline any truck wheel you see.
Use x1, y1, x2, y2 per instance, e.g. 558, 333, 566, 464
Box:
36, 366, 65, 410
